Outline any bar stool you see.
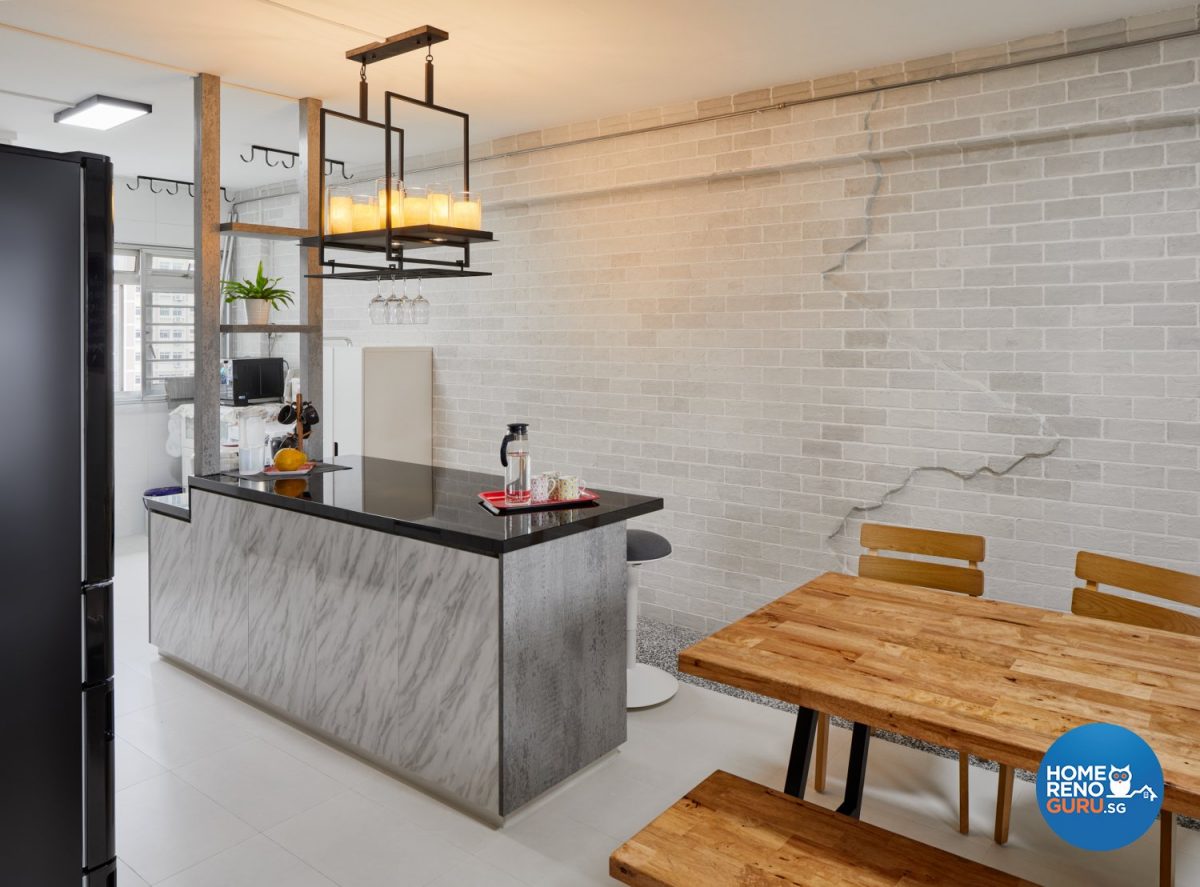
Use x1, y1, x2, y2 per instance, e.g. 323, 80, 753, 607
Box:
626, 529, 678, 709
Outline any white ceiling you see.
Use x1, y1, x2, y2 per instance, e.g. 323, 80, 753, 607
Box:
0, 0, 1181, 188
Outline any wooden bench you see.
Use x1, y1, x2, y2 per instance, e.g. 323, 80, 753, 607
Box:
610, 770, 1038, 886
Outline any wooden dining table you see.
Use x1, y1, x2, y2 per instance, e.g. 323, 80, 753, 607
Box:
678, 572, 1200, 887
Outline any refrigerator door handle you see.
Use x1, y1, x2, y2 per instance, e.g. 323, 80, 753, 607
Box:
82, 580, 114, 687
82, 680, 115, 871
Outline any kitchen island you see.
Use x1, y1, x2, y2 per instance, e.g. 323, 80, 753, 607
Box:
143, 456, 662, 821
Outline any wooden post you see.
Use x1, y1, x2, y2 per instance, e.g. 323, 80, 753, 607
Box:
298, 97, 324, 461
193, 73, 222, 475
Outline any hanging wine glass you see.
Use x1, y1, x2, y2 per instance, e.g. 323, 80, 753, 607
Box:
367, 276, 386, 325
412, 277, 430, 325
399, 278, 414, 325
385, 275, 402, 325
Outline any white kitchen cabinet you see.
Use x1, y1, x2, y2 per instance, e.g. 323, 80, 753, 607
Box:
322, 346, 433, 464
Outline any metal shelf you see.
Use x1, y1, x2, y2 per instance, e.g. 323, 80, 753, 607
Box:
218, 324, 320, 333
220, 222, 314, 241
301, 224, 494, 252
304, 268, 490, 281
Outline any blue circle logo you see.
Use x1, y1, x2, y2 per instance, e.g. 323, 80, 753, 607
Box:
1037, 722, 1164, 851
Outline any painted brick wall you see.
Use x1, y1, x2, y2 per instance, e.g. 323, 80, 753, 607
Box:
309, 24, 1200, 632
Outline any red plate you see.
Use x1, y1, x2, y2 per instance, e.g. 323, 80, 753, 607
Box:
478, 489, 599, 513
262, 462, 316, 477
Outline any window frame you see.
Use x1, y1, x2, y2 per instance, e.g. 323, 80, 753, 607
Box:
113, 245, 195, 403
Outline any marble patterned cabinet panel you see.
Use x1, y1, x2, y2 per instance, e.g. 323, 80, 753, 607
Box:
391, 540, 500, 813
148, 512, 196, 664
189, 491, 251, 685
241, 501, 501, 812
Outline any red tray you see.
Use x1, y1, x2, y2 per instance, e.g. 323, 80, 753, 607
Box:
478, 490, 599, 514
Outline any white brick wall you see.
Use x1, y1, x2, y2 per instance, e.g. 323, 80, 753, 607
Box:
312, 26, 1200, 632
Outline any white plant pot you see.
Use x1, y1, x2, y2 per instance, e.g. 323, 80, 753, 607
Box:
243, 300, 270, 325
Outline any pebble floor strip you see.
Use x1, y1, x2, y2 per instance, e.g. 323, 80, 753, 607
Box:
636, 616, 1197, 830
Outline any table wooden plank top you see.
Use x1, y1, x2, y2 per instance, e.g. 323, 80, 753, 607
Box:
678, 572, 1200, 819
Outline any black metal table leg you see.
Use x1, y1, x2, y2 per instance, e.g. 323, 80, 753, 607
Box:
783, 707, 819, 798
836, 722, 872, 818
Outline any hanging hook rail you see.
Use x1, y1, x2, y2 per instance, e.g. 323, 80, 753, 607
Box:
325, 159, 353, 180
240, 144, 297, 168
241, 144, 352, 178
126, 175, 233, 203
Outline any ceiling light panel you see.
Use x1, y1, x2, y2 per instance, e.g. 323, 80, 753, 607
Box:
54, 95, 152, 130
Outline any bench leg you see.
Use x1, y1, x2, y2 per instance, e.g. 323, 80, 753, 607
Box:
784, 707, 818, 799
814, 712, 829, 793
958, 752, 970, 835
1161, 810, 1174, 887
836, 722, 872, 819
994, 764, 1014, 845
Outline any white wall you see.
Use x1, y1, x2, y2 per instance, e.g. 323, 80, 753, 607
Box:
114, 399, 176, 535
319, 18, 1200, 631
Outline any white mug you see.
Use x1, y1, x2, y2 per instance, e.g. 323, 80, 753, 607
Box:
531, 473, 554, 502
556, 475, 586, 500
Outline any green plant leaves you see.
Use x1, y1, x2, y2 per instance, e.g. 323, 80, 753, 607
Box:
221, 260, 296, 309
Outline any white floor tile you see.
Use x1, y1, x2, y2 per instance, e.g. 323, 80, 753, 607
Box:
117, 771, 256, 883
470, 804, 623, 887
428, 853, 528, 887
117, 699, 257, 770
267, 791, 468, 887
175, 738, 344, 830
114, 737, 165, 792
338, 765, 498, 853
157, 834, 337, 887
116, 859, 151, 887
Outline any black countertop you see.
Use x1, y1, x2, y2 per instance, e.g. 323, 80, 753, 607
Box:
144, 455, 663, 557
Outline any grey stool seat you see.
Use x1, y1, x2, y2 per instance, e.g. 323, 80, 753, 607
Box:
627, 529, 672, 563
625, 529, 678, 708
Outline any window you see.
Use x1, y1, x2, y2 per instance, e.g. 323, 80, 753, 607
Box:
113, 246, 194, 399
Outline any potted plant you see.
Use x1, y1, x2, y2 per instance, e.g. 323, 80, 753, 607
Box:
222, 261, 295, 325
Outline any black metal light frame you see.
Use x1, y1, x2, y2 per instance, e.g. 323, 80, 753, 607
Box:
306, 25, 493, 282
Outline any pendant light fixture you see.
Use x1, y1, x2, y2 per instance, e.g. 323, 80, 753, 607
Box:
302, 25, 494, 283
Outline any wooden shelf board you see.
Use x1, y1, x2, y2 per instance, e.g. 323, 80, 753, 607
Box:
220, 222, 315, 241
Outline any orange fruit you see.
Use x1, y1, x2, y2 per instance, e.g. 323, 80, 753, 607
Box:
273, 448, 307, 471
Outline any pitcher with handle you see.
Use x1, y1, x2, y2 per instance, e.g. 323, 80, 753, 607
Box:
500, 423, 532, 506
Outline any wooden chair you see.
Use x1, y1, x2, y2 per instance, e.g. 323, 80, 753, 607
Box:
610, 770, 1037, 887
814, 523, 994, 837
1072, 551, 1200, 887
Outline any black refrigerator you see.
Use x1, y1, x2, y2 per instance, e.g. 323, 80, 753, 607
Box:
0, 144, 117, 884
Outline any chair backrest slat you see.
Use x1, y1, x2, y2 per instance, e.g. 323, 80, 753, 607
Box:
857, 523, 986, 597
1071, 551, 1200, 637
1072, 586, 1200, 637
1075, 551, 1200, 609
860, 554, 984, 597
860, 524, 985, 565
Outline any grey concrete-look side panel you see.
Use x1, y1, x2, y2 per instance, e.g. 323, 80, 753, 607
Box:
499, 522, 627, 814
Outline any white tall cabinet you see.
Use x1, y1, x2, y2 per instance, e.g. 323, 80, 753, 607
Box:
322, 346, 433, 464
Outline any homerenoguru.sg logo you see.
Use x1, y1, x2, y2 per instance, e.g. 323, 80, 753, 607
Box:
1037, 723, 1164, 851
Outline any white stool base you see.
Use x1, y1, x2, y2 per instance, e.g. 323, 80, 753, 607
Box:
627, 662, 679, 709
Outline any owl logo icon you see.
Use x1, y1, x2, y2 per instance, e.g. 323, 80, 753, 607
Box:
1108, 767, 1132, 798
1107, 765, 1158, 801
